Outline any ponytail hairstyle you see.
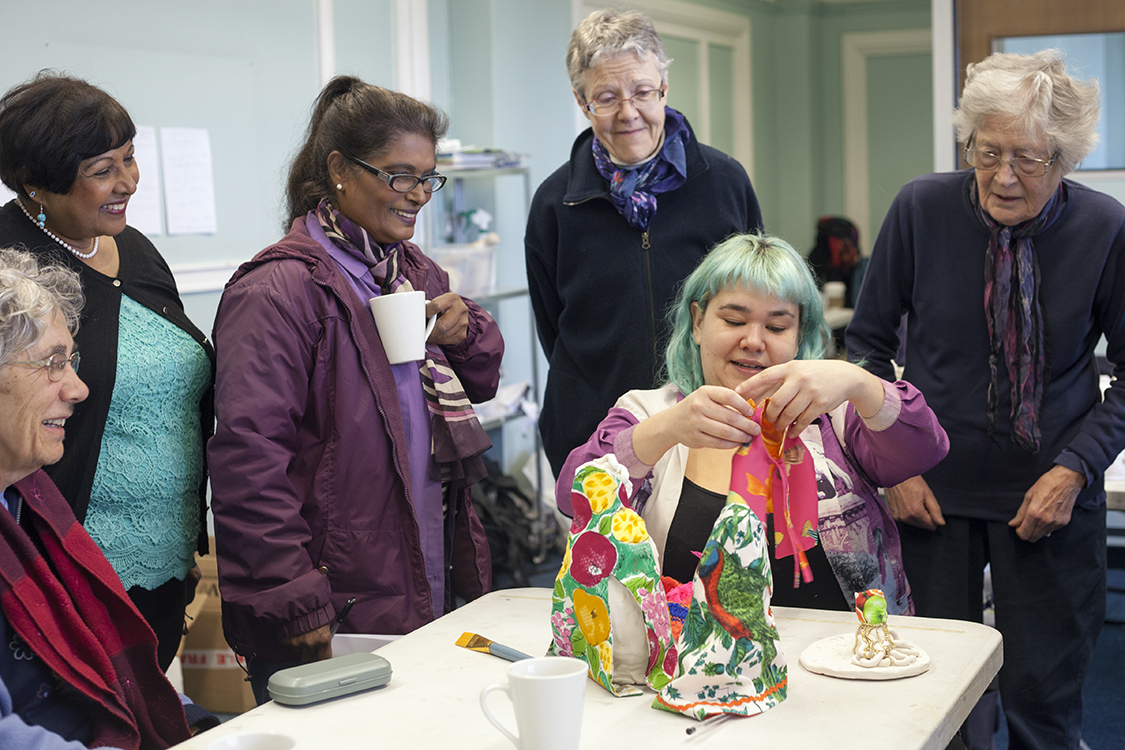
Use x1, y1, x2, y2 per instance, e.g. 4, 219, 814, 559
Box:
284, 76, 450, 228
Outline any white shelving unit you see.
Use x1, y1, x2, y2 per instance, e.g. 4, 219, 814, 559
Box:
422, 163, 553, 564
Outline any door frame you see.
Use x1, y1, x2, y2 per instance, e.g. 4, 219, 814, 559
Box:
842, 29, 932, 249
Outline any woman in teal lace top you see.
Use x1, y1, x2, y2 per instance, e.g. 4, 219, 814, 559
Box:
0, 73, 214, 670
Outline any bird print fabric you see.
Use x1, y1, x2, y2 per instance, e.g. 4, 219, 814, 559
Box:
653, 498, 788, 719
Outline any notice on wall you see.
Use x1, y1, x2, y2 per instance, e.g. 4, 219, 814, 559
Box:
129, 126, 163, 236
160, 127, 218, 235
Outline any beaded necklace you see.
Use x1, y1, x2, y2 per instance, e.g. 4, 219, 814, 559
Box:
15, 198, 99, 260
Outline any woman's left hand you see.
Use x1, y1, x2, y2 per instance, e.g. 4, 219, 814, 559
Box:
1008, 464, 1084, 542
426, 292, 469, 347
735, 359, 885, 435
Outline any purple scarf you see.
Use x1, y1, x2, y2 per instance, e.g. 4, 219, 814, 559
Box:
314, 199, 491, 483
591, 107, 690, 231
973, 180, 1067, 453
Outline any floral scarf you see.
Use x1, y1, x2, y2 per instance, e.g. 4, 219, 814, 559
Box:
972, 179, 1067, 453
314, 199, 491, 483
591, 107, 690, 231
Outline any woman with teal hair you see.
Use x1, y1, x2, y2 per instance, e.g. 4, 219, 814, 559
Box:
556, 233, 949, 612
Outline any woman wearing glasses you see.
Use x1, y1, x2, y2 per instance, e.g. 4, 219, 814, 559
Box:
209, 77, 501, 702
847, 50, 1125, 749
526, 9, 763, 480
0, 73, 213, 672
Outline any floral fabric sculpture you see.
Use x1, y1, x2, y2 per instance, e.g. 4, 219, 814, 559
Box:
549, 456, 677, 696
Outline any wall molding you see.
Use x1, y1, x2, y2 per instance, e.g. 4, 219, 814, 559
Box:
394, 0, 431, 101
842, 28, 931, 249
316, 0, 335, 87
171, 261, 241, 295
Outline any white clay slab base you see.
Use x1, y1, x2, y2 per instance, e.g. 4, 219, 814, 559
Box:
799, 632, 931, 680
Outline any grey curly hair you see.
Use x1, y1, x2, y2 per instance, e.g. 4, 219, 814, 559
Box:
0, 247, 84, 364
567, 8, 671, 100
953, 49, 1100, 175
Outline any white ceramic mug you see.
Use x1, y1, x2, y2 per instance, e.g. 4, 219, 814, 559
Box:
824, 281, 847, 309
480, 657, 587, 750
368, 291, 438, 364
208, 733, 298, 750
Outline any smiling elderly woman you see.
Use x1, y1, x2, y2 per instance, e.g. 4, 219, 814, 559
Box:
847, 50, 1125, 749
526, 9, 763, 479
0, 248, 219, 748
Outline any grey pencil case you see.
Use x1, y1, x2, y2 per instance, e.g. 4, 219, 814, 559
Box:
267, 652, 392, 706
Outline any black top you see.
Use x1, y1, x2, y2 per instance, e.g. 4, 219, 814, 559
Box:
0, 201, 214, 554
525, 116, 763, 476
665, 477, 848, 611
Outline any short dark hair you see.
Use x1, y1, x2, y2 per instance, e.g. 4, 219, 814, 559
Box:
285, 76, 450, 227
0, 71, 136, 197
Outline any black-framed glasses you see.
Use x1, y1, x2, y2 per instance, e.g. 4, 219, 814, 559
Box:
583, 85, 667, 117
4, 351, 80, 382
964, 147, 1059, 177
344, 154, 447, 193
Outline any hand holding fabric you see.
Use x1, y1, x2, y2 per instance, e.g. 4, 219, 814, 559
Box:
426, 292, 469, 346
885, 475, 945, 530
631, 385, 759, 465
735, 359, 886, 435
1009, 464, 1084, 542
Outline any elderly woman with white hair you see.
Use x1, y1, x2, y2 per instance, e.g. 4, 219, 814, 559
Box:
847, 50, 1125, 749
0, 248, 217, 748
526, 8, 762, 479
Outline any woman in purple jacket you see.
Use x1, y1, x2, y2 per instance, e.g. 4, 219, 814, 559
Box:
558, 234, 949, 613
209, 77, 502, 703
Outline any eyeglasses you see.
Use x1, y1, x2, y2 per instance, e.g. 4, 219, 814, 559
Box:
964, 147, 1059, 177
344, 154, 446, 193
583, 85, 666, 117
4, 351, 80, 382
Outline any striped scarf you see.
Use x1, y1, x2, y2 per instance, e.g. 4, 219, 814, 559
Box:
314, 200, 491, 483
973, 180, 1067, 453
1, 470, 191, 749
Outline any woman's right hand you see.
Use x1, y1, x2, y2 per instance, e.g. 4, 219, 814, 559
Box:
631, 385, 760, 465
281, 623, 333, 663
885, 475, 945, 530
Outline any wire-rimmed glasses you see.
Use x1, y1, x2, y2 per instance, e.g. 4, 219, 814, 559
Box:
4, 351, 80, 382
964, 147, 1059, 177
583, 85, 667, 117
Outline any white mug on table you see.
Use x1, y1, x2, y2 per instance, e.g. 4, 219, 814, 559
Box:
368, 290, 438, 364
480, 657, 587, 750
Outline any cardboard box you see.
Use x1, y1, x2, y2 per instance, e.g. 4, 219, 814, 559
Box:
179, 540, 257, 714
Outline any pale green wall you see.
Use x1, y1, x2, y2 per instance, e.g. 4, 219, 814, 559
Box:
625, 0, 931, 249
867, 52, 933, 248
0, 0, 320, 269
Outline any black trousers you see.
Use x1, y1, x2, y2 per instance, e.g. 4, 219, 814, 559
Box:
899, 504, 1106, 750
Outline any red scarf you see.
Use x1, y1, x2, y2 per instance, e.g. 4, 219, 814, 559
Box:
1, 471, 191, 749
